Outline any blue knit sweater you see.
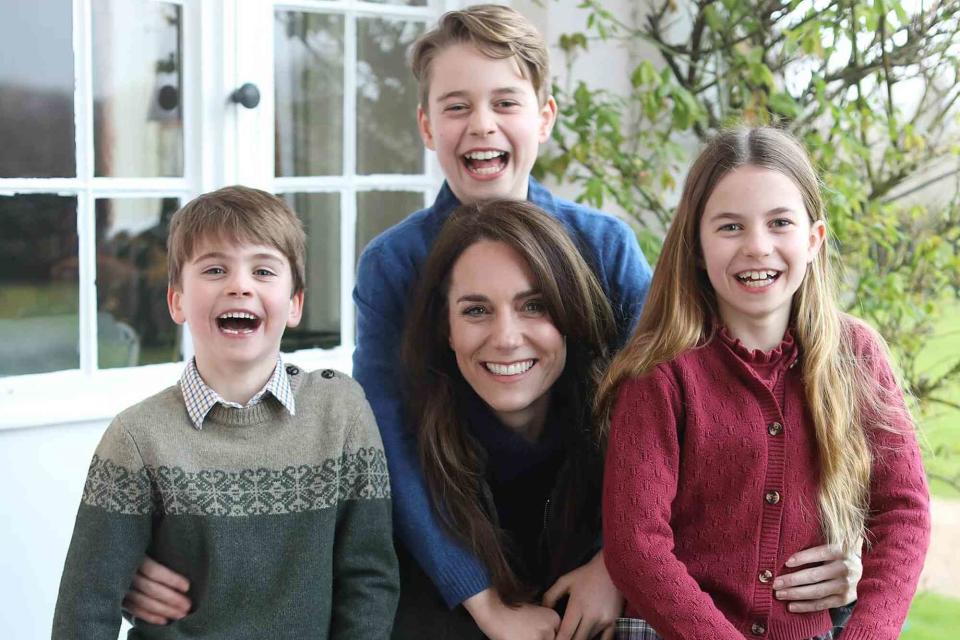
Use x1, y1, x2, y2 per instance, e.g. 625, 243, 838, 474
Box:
352, 177, 651, 607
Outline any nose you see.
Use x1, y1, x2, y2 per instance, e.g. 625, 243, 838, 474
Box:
491, 311, 523, 351
743, 226, 773, 257
468, 104, 496, 137
225, 271, 253, 297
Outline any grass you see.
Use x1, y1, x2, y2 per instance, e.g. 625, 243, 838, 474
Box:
901, 592, 960, 639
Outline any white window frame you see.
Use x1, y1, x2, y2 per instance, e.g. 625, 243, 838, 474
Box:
0, 0, 458, 431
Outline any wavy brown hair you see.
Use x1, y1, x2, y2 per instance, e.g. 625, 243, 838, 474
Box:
402, 200, 616, 602
596, 127, 912, 552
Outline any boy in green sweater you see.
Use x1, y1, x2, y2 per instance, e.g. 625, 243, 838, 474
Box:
53, 186, 399, 639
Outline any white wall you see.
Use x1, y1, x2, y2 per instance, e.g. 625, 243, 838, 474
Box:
0, 418, 119, 637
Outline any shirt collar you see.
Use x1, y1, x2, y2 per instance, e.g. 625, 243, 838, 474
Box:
179, 357, 296, 430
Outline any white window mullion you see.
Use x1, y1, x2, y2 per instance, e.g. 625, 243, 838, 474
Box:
340, 12, 358, 348
73, 0, 97, 373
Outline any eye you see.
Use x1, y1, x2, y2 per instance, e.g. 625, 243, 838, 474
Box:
462, 305, 488, 317
770, 218, 794, 228
522, 299, 547, 315
444, 103, 468, 113
254, 268, 277, 277
718, 223, 742, 232
202, 266, 225, 275
495, 100, 520, 109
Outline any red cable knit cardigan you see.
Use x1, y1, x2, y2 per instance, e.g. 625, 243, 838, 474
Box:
602, 320, 930, 640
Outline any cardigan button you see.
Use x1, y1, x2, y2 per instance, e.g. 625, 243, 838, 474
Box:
321, 369, 335, 379
758, 569, 773, 583
765, 490, 781, 505
767, 421, 783, 436
285, 364, 300, 376
751, 622, 767, 635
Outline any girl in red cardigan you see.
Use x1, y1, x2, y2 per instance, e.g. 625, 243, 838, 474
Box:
598, 128, 930, 640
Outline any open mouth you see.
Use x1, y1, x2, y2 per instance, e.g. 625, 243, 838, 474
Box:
483, 359, 535, 376
462, 149, 509, 176
735, 270, 781, 288
216, 311, 262, 334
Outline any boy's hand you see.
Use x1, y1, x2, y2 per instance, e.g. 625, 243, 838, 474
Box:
542, 550, 621, 640
464, 587, 560, 640
121, 556, 192, 625
773, 542, 862, 612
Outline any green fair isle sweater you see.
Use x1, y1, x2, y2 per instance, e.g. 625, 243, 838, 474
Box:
53, 367, 399, 639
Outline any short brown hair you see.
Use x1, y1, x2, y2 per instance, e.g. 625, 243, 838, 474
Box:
410, 4, 550, 109
167, 185, 306, 294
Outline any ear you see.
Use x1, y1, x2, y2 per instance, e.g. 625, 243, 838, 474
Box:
538, 95, 558, 143
417, 105, 436, 151
287, 290, 305, 328
167, 285, 186, 325
807, 219, 827, 262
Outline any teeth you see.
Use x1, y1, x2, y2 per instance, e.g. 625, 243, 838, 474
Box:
484, 360, 534, 376
471, 165, 503, 175
737, 270, 778, 281
464, 150, 506, 160
218, 311, 256, 320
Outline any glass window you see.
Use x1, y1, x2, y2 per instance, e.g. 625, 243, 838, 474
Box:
357, 18, 424, 175
356, 190, 424, 262
275, 12, 344, 177
282, 192, 341, 351
0, 0, 75, 178
92, 0, 183, 177
95, 198, 182, 368
0, 195, 79, 376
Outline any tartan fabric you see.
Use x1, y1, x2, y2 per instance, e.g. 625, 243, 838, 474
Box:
179, 356, 295, 429
614, 618, 835, 640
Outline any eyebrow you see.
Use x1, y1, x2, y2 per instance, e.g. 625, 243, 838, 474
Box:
454, 289, 539, 304
192, 251, 284, 263
435, 87, 526, 103
705, 207, 798, 222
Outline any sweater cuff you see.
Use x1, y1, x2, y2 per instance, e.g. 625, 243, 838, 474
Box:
435, 563, 491, 609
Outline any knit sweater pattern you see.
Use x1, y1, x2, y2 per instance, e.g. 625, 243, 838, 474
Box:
603, 321, 930, 640
53, 367, 399, 639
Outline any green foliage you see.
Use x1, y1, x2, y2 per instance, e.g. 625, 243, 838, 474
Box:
537, 0, 960, 483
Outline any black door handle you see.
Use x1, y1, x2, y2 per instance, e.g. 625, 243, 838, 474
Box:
230, 83, 261, 109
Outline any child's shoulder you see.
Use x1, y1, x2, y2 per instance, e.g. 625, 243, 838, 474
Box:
839, 313, 887, 355
359, 203, 436, 260
111, 384, 184, 433
550, 192, 634, 235
291, 366, 369, 411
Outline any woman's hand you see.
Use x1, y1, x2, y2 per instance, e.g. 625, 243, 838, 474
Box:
464, 587, 560, 640
121, 556, 192, 625
774, 543, 862, 612
542, 550, 623, 640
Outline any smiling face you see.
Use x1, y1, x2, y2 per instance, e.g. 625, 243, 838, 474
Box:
418, 43, 557, 204
446, 239, 566, 438
699, 165, 826, 344
167, 236, 303, 381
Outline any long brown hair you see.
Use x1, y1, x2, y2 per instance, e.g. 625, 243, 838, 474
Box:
596, 127, 910, 552
403, 200, 616, 602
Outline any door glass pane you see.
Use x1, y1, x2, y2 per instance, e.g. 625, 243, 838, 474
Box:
356, 191, 424, 262
0, 195, 79, 376
357, 18, 424, 175
0, 0, 75, 178
281, 193, 341, 351
92, 0, 183, 177
275, 12, 344, 177
95, 198, 181, 368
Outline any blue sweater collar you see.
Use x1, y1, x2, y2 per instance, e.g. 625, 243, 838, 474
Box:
432, 176, 559, 216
